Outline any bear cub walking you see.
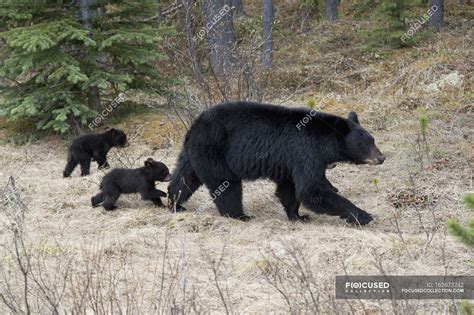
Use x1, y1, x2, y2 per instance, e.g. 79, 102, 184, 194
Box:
91, 158, 171, 210
63, 128, 129, 177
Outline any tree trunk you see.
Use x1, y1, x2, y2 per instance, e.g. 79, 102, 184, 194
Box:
325, 0, 338, 21
203, 0, 234, 75
222, 0, 235, 73
76, 0, 102, 112
428, 0, 443, 30
77, 0, 92, 30
261, 0, 273, 69
183, 0, 203, 83
232, 0, 243, 17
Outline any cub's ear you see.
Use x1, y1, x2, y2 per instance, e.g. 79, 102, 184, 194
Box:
144, 158, 154, 167
348, 112, 359, 125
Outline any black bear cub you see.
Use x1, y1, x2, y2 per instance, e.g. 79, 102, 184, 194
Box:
168, 101, 385, 225
91, 158, 171, 210
63, 128, 129, 177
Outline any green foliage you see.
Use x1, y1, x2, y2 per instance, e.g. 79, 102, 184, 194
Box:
363, 0, 421, 50
449, 193, 474, 313
419, 114, 428, 133
0, 0, 173, 134
447, 193, 474, 249
351, 0, 379, 18
307, 98, 316, 109
102, 101, 152, 125
460, 300, 474, 315
299, 0, 322, 19
299, 0, 320, 11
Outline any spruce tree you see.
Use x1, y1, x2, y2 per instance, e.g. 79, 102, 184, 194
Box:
364, 0, 415, 49
0, 0, 172, 133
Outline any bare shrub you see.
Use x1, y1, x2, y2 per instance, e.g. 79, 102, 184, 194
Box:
258, 238, 340, 314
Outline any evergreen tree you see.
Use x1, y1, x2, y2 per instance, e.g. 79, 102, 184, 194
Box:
0, 0, 172, 133
448, 193, 474, 314
364, 0, 415, 49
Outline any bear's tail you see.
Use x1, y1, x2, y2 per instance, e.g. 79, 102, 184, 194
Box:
63, 150, 78, 177
167, 148, 202, 210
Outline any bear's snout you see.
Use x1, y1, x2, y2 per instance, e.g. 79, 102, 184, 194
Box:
365, 146, 385, 165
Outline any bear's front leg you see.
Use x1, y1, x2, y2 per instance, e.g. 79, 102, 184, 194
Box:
299, 187, 373, 225
141, 189, 167, 207
151, 198, 165, 207
324, 176, 338, 193
93, 152, 109, 169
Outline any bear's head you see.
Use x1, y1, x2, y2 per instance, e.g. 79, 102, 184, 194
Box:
144, 158, 171, 182
105, 128, 129, 148
342, 112, 385, 165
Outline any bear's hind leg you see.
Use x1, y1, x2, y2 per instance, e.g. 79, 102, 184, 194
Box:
63, 155, 79, 177
168, 151, 202, 212
275, 181, 307, 222
209, 180, 251, 221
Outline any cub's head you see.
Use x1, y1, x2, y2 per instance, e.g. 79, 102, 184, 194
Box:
144, 158, 171, 182
105, 128, 129, 148
341, 112, 385, 165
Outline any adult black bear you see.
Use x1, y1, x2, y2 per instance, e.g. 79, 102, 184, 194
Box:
91, 158, 171, 210
63, 128, 129, 177
168, 102, 385, 225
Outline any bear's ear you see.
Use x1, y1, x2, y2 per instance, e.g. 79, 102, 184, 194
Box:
334, 118, 350, 136
107, 128, 117, 135
348, 112, 359, 125
144, 158, 154, 167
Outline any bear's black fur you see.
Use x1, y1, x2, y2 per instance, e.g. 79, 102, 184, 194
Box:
91, 158, 171, 210
168, 102, 385, 225
63, 128, 129, 177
